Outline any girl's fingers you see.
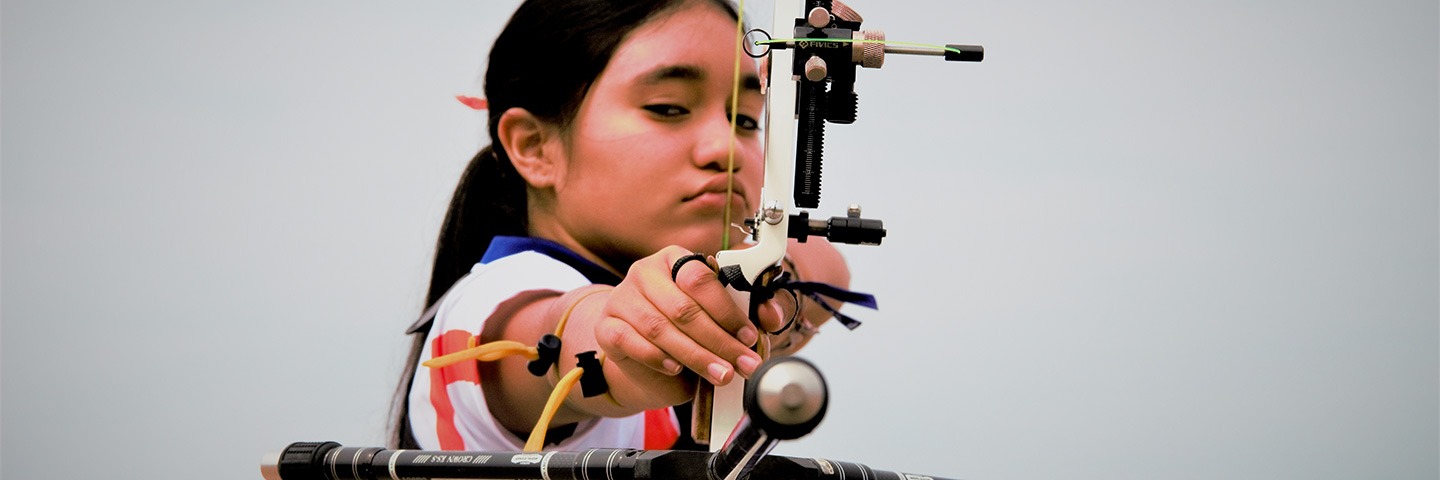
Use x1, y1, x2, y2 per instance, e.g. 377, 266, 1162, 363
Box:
666, 253, 754, 340
605, 356, 696, 409
604, 278, 744, 384
754, 298, 785, 335
626, 300, 743, 384
595, 316, 684, 376
647, 249, 762, 378
754, 290, 800, 335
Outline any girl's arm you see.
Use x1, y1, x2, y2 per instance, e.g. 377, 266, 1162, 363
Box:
475, 241, 850, 433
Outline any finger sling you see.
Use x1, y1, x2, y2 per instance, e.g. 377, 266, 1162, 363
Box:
421, 287, 616, 451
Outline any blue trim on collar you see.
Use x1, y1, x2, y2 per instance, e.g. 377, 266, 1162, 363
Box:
481, 236, 622, 286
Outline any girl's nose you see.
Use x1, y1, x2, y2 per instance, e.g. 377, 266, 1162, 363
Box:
692, 112, 748, 173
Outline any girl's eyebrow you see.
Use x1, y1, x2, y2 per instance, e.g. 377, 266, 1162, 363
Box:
637, 64, 762, 94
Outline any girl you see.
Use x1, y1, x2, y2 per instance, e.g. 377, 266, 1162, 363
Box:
393, 0, 851, 452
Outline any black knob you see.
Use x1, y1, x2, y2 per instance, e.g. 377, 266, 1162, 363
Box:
267, 441, 340, 480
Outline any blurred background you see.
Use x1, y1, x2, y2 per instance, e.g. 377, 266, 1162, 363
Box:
3, 1, 1435, 479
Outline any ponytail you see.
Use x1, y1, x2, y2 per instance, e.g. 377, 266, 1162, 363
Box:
426, 145, 528, 306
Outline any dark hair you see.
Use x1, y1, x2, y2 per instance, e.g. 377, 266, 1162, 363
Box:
391, 0, 742, 449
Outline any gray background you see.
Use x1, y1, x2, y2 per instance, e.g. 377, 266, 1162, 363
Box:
3, 1, 1436, 479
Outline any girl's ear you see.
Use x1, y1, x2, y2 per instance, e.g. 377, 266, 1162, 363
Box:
497, 107, 562, 188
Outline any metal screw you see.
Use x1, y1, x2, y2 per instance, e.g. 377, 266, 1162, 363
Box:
763, 201, 785, 225
804, 55, 828, 82
807, 7, 830, 28
847, 204, 862, 217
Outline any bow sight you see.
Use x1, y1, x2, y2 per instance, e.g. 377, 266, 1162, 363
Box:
772, 0, 983, 212
706, 0, 983, 452
716, 0, 982, 287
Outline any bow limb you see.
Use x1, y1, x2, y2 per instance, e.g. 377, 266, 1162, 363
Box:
713, 1, 798, 286
701, 0, 805, 453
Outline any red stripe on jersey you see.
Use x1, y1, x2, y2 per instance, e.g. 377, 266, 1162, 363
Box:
430, 330, 480, 450
643, 408, 680, 450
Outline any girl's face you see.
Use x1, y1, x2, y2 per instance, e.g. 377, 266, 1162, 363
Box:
543, 2, 765, 271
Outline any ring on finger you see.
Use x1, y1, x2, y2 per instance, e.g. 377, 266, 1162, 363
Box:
670, 253, 709, 282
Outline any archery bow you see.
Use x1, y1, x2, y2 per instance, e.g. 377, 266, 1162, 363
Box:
699, 0, 983, 450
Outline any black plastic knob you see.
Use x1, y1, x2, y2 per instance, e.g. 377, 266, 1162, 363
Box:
274, 441, 340, 480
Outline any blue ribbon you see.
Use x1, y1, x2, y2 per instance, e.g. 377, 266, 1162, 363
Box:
777, 280, 877, 330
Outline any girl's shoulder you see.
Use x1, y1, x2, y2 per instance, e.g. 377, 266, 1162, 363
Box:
435, 251, 593, 332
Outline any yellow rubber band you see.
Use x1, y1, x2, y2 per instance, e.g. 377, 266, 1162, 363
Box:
554, 288, 607, 338
548, 288, 608, 385
422, 340, 538, 369
525, 366, 584, 451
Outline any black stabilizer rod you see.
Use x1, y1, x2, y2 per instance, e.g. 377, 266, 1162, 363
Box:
710, 357, 828, 480
262, 359, 954, 480
260, 443, 960, 480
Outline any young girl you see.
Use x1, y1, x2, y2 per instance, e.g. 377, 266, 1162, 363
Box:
393, 0, 851, 452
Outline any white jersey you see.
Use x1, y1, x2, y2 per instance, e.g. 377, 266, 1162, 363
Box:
407, 236, 679, 451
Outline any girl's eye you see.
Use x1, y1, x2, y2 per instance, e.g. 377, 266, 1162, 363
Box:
643, 104, 689, 117
733, 114, 759, 131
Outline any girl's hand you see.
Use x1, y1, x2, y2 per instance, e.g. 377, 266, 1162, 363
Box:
595, 246, 766, 397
